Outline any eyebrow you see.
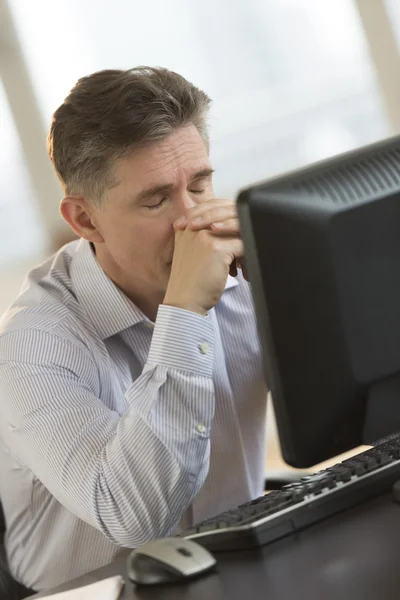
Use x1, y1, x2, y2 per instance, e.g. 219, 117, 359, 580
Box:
136, 168, 215, 203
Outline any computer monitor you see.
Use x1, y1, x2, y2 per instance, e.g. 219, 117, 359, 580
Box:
237, 134, 400, 468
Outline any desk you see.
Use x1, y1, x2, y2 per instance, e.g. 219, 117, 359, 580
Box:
31, 491, 400, 600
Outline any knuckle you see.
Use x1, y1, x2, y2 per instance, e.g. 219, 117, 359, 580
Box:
211, 241, 222, 254
198, 228, 210, 240
207, 235, 221, 252
198, 229, 219, 249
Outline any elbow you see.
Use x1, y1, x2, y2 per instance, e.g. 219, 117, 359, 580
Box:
92, 458, 209, 547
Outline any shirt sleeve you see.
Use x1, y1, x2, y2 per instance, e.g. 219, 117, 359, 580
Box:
0, 305, 215, 547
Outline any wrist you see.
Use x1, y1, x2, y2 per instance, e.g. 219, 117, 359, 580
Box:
162, 296, 207, 317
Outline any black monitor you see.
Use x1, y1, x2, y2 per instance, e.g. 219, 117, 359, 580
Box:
237, 134, 400, 468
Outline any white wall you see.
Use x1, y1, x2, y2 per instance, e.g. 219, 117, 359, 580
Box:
1, 0, 398, 272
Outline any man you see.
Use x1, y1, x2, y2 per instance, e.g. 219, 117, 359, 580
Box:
0, 67, 267, 593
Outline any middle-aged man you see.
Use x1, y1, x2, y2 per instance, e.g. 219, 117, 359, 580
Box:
0, 67, 268, 593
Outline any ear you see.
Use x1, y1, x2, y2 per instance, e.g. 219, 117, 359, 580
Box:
60, 196, 104, 243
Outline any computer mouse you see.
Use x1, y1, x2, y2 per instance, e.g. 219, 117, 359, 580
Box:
127, 537, 217, 586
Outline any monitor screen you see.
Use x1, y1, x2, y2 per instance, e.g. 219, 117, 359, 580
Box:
238, 134, 400, 467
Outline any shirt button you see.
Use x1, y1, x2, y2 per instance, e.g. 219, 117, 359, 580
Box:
197, 424, 206, 433
144, 321, 154, 329
198, 342, 209, 355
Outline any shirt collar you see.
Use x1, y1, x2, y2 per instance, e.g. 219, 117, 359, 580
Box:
225, 274, 240, 290
71, 240, 147, 339
71, 239, 239, 340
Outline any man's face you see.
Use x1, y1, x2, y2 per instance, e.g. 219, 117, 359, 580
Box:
92, 125, 214, 298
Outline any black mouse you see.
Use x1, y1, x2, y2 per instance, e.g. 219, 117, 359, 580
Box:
127, 537, 217, 585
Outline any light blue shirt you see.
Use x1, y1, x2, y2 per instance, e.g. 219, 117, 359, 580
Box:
0, 239, 267, 591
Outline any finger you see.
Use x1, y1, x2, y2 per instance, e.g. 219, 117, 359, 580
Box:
174, 199, 235, 229
173, 217, 187, 231
210, 218, 240, 236
218, 237, 244, 261
188, 207, 237, 230
189, 198, 234, 217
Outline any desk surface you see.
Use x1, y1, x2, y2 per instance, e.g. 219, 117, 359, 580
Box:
31, 491, 400, 600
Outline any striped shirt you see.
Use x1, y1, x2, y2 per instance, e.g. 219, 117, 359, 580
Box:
0, 239, 267, 591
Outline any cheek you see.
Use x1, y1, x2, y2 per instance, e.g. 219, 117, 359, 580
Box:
99, 214, 142, 265
153, 222, 175, 260
101, 210, 174, 266
132, 219, 174, 264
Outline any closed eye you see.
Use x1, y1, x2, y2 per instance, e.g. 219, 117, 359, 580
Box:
145, 188, 206, 210
145, 197, 168, 210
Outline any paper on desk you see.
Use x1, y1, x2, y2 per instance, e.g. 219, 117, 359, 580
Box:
42, 575, 124, 600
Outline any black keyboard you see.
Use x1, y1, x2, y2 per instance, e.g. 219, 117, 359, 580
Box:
181, 440, 400, 551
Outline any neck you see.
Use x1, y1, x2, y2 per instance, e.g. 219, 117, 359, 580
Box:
93, 243, 163, 322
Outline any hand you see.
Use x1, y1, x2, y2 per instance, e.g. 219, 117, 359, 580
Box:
163, 226, 244, 316
175, 198, 239, 236
174, 199, 249, 280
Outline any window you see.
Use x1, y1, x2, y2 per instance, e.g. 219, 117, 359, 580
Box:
0, 81, 47, 266
3, 0, 394, 264
385, 0, 400, 50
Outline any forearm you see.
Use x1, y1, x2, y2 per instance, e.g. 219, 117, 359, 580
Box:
93, 306, 216, 544
92, 366, 214, 545
0, 306, 216, 546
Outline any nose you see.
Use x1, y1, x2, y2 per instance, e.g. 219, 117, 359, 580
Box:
173, 192, 196, 220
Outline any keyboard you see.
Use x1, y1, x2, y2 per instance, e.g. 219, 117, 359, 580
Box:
181, 439, 400, 551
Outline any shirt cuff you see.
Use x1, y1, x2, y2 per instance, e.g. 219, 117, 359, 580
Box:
146, 305, 215, 377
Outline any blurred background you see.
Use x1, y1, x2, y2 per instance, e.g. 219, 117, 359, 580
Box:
1, 0, 400, 471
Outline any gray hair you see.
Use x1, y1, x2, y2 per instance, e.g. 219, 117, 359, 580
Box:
47, 67, 211, 204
